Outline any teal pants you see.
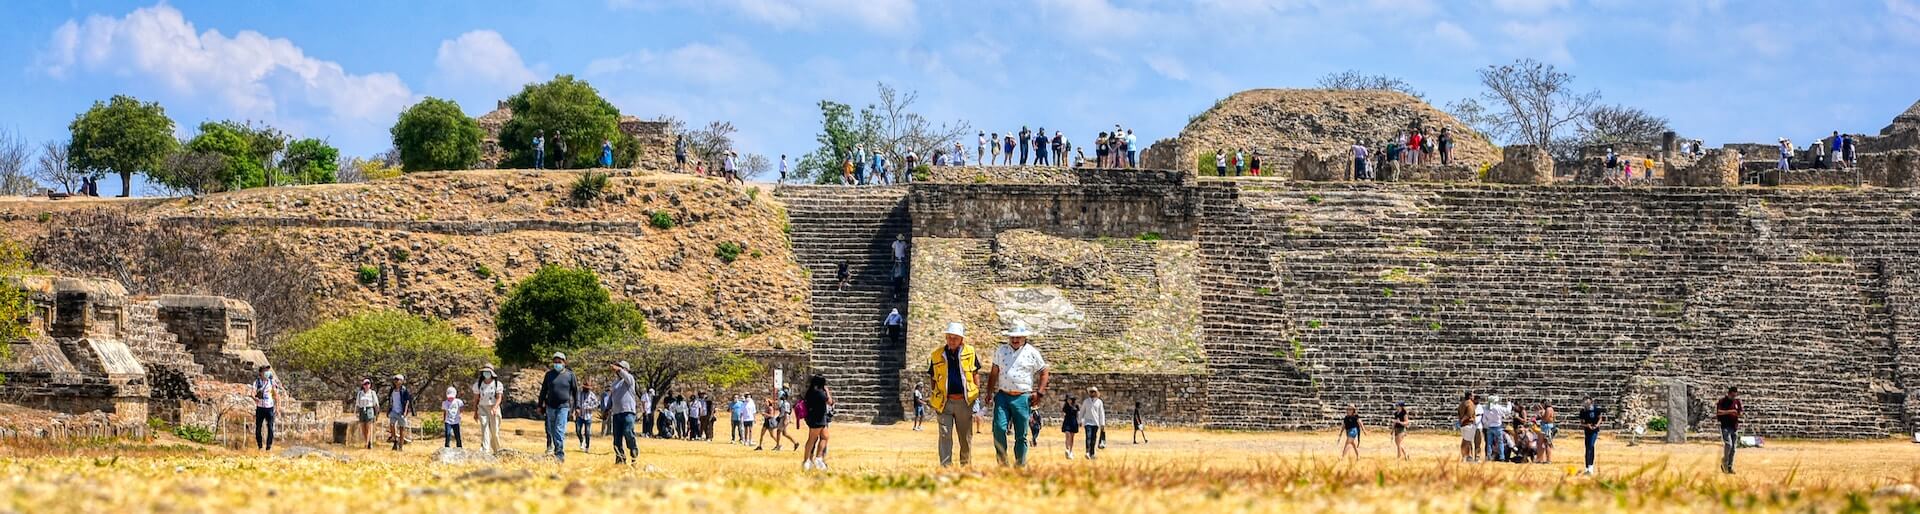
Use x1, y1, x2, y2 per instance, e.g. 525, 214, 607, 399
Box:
992, 392, 1032, 467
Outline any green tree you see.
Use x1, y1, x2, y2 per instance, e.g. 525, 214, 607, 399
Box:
281, 138, 340, 184
498, 75, 635, 170
178, 121, 269, 192
571, 341, 763, 399
274, 309, 494, 399
390, 97, 482, 172
796, 100, 858, 184
494, 265, 645, 364
0, 239, 35, 343
68, 95, 177, 197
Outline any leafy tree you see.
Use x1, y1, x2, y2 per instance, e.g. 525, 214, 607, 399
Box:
177, 121, 268, 192
494, 265, 646, 364
391, 97, 482, 172
1317, 70, 1426, 100
274, 309, 494, 398
281, 138, 340, 184
1468, 59, 1600, 149
155, 150, 228, 196
571, 341, 764, 398
1, 238, 36, 347
497, 75, 636, 170
68, 95, 177, 197
795, 100, 859, 184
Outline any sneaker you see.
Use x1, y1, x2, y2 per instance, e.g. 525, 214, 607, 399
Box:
773, 446, 782, 451
754, 446, 764, 451
802, 459, 814, 471
815, 458, 828, 471
1088, 454, 1096, 460
1065, 450, 1074, 460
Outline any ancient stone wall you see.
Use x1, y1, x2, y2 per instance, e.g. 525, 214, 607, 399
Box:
1026, 373, 1209, 426
773, 186, 913, 423
912, 169, 1195, 240
1196, 182, 1918, 437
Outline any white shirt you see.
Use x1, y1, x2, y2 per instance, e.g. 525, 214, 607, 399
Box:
472, 380, 503, 407
1080, 397, 1106, 426
443, 398, 464, 425
1480, 402, 1509, 428
354, 389, 378, 409
992, 342, 1048, 393
892, 240, 907, 260
744, 399, 757, 420
254, 377, 278, 409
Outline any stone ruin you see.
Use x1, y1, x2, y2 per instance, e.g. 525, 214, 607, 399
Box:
0, 275, 310, 434
476, 101, 674, 169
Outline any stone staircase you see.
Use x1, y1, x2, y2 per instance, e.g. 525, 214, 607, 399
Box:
775, 186, 912, 423
1194, 183, 1322, 429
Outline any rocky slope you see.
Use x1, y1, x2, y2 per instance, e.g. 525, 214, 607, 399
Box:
1143, 89, 1500, 175
0, 170, 809, 350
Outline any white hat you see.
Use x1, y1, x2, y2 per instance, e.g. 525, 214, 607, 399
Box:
944, 322, 966, 337
551, 351, 567, 360
445, 386, 457, 398
1003, 322, 1035, 338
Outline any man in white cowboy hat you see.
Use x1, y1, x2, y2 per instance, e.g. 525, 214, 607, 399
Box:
538, 351, 581, 463
987, 321, 1049, 467
472, 364, 505, 453
1480, 394, 1511, 462
928, 322, 983, 467
606, 360, 640, 464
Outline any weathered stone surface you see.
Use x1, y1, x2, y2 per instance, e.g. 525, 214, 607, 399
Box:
1666, 149, 1741, 187
1142, 89, 1500, 176
1486, 145, 1554, 184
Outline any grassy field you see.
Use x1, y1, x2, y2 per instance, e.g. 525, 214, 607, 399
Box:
3, 418, 1917, 513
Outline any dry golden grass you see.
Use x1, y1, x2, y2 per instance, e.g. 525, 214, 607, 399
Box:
3, 418, 1917, 513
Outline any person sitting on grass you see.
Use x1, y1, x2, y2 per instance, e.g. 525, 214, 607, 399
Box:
1339, 404, 1362, 461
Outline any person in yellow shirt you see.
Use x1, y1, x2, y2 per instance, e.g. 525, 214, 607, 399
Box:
929, 322, 982, 467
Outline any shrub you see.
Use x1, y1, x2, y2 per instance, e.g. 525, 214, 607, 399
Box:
494, 265, 646, 364
746, 187, 759, 201
1647, 416, 1670, 432
715, 241, 744, 263
472, 264, 493, 279
420, 417, 443, 436
570, 172, 610, 205
912, 164, 932, 182
1137, 232, 1164, 241
391, 248, 411, 263
356, 265, 381, 285
649, 211, 675, 230
35, 212, 50, 223
274, 309, 495, 398
1195, 151, 1217, 176
172, 424, 216, 445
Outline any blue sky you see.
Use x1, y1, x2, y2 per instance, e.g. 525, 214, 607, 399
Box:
4, 0, 1919, 195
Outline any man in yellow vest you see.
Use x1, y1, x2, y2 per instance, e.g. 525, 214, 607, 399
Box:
929, 322, 982, 467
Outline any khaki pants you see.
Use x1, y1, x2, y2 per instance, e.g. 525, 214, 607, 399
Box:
477, 409, 502, 453
937, 398, 974, 466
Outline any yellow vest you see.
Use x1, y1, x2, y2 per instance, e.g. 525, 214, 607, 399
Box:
928, 344, 979, 412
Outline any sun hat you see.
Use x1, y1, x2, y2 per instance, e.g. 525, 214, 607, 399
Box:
551, 351, 567, 360
944, 322, 967, 338
1002, 322, 1035, 338
614, 360, 631, 371
392, 374, 405, 381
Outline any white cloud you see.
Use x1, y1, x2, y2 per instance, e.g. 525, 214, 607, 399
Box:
1487, 0, 1571, 15
435, 30, 539, 91
1143, 54, 1190, 81
585, 41, 778, 88
1433, 20, 1477, 48
610, 0, 917, 34
39, 4, 411, 121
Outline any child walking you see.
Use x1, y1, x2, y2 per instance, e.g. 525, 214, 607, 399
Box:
576, 380, 599, 452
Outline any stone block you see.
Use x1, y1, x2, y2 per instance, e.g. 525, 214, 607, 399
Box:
1666, 149, 1741, 187
1486, 145, 1553, 184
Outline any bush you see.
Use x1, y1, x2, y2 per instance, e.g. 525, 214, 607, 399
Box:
391, 248, 411, 263
494, 265, 646, 364
1647, 416, 1670, 432
274, 309, 495, 399
172, 424, 216, 445
1196, 151, 1218, 176
472, 264, 493, 279
912, 164, 932, 182
715, 241, 744, 263
420, 417, 443, 436
356, 265, 381, 285
571, 172, 610, 205
649, 211, 675, 230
